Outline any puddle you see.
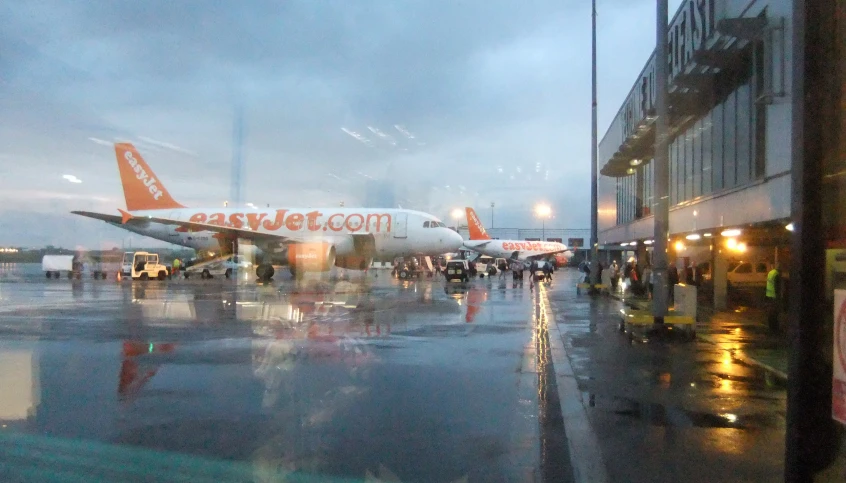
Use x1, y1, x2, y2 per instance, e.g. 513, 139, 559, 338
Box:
583, 393, 783, 429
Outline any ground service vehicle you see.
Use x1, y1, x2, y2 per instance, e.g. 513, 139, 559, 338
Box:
445, 260, 470, 282
42, 255, 74, 279
727, 261, 771, 287
184, 255, 251, 279
130, 252, 169, 281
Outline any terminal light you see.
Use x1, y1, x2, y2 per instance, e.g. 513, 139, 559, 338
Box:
737, 242, 747, 253
785, 222, 795, 232
725, 238, 738, 250
674, 241, 685, 252
630, 159, 642, 166
644, 240, 654, 245
721, 229, 742, 237
704, 233, 713, 237
685, 234, 701, 241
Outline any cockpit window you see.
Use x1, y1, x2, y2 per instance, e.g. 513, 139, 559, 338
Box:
423, 221, 430, 228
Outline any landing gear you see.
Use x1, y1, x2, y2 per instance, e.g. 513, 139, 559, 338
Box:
256, 263, 275, 281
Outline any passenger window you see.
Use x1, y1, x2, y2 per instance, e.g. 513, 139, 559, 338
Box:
756, 263, 767, 273
735, 263, 752, 274
423, 221, 430, 228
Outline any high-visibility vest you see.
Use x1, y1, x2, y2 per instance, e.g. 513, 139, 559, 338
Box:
766, 269, 779, 298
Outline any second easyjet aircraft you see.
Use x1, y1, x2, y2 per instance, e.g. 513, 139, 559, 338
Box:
462, 207, 572, 263
73, 143, 463, 280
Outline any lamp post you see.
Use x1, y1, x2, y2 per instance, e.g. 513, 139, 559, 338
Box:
589, 0, 600, 293
490, 202, 495, 228
535, 204, 552, 241
652, 0, 670, 323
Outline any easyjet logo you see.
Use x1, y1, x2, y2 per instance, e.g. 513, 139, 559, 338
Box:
502, 241, 560, 252
469, 210, 485, 233
124, 151, 163, 200
295, 253, 318, 259
176, 210, 392, 234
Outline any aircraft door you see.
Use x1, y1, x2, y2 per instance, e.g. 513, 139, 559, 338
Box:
393, 213, 408, 239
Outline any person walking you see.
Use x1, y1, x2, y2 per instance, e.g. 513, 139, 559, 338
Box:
766, 263, 782, 332
642, 264, 653, 300
610, 260, 620, 293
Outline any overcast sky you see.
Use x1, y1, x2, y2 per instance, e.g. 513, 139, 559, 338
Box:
0, 0, 683, 249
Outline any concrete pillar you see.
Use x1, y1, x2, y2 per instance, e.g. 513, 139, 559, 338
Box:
713, 238, 728, 311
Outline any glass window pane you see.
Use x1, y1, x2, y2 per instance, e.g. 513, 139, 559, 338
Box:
702, 112, 712, 194
724, 90, 737, 189
670, 138, 677, 205
693, 121, 702, 198
676, 134, 687, 203
684, 130, 691, 200
713, 103, 724, 191
736, 83, 751, 185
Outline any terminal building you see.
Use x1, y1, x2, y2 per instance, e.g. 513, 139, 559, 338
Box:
597, 0, 796, 309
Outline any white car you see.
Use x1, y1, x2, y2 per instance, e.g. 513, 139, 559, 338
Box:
726, 261, 770, 286
184, 255, 252, 279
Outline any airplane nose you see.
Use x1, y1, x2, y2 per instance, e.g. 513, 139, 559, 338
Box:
448, 230, 464, 251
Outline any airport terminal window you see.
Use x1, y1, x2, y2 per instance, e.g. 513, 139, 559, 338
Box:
679, 136, 684, 206
712, 102, 724, 191
693, 119, 702, 198
736, 82, 752, 186
753, 40, 767, 179
684, 128, 696, 201
702, 112, 713, 195
670, 138, 678, 205
643, 160, 653, 216
723, 90, 738, 189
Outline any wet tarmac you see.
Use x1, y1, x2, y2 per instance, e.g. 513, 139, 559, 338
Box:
545, 272, 787, 482
0, 266, 570, 483
0, 265, 791, 482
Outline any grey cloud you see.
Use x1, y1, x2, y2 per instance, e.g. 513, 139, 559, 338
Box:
0, 0, 667, 247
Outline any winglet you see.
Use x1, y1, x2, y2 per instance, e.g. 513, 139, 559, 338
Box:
465, 207, 491, 240
118, 209, 134, 224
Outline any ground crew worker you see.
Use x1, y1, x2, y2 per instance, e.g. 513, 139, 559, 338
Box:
172, 258, 181, 276
543, 261, 553, 283
766, 263, 781, 332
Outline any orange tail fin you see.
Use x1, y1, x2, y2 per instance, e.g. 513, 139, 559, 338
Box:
115, 143, 184, 211
465, 207, 491, 240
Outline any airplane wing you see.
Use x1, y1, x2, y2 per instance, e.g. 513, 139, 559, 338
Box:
464, 240, 492, 249
122, 213, 293, 245
72, 211, 124, 224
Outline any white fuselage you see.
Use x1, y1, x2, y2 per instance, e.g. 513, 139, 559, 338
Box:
464, 239, 571, 261
119, 207, 463, 261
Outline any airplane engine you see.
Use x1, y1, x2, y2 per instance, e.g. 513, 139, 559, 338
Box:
334, 234, 376, 271
286, 242, 336, 272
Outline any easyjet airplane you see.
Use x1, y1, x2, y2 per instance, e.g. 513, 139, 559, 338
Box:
73, 143, 463, 280
462, 207, 572, 263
